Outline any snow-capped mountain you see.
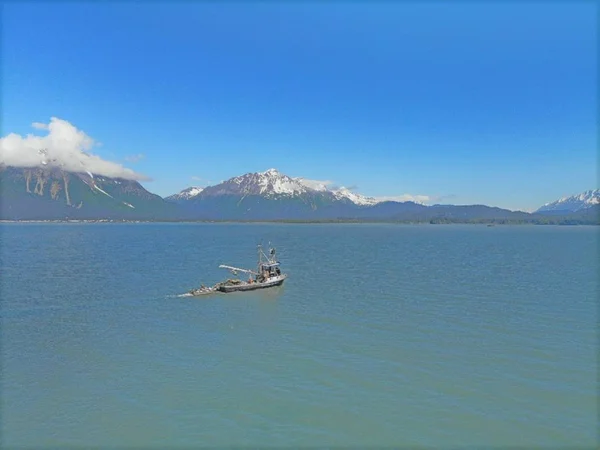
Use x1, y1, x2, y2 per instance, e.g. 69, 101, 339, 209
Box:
165, 186, 204, 202
204, 168, 314, 198
0, 165, 174, 220
536, 189, 600, 213
164, 168, 393, 219
168, 168, 378, 206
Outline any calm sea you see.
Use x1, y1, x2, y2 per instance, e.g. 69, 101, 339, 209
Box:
1, 223, 597, 448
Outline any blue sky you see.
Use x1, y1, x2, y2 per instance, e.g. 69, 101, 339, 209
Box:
2, 1, 597, 211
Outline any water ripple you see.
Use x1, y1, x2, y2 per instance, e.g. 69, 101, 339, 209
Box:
1, 223, 597, 447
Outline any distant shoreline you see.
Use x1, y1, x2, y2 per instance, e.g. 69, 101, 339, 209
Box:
1, 219, 598, 226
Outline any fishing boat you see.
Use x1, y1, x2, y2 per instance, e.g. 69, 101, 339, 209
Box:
187, 244, 287, 296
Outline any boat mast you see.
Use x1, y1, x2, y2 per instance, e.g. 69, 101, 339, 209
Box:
256, 242, 278, 274
257, 243, 264, 273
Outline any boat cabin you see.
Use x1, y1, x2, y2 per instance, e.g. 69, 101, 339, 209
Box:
259, 261, 281, 280
210, 243, 287, 292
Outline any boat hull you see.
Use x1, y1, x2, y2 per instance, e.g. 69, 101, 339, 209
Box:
218, 274, 287, 293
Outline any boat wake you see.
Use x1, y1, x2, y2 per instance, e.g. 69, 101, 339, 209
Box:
174, 285, 220, 298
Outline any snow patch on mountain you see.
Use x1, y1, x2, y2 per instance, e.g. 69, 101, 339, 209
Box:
536, 189, 599, 212
229, 169, 378, 203
93, 184, 114, 198
166, 186, 205, 201
229, 168, 310, 197
331, 187, 378, 206
180, 187, 204, 198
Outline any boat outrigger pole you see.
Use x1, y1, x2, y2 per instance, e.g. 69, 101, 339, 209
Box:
218, 265, 258, 275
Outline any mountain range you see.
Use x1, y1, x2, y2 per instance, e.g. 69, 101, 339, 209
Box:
535, 189, 599, 214
1, 165, 598, 224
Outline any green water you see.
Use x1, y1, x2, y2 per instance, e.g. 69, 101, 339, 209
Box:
1, 223, 597, 447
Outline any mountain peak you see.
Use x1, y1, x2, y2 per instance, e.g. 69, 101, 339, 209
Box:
260, 168, 281, 176
537, 189, 600, 213
165, 186, 204, 202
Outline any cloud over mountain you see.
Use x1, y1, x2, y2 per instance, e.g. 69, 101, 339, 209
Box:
293, 177, 334, 191
374, 194, 433, 204
0, 117, 149, 181
293, 177, 432, 205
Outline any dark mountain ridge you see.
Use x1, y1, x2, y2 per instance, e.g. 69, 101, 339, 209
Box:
0, 165, 176, 220
1, 166, 598, 224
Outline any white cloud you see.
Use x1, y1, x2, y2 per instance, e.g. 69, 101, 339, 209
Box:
293, 177, 334, 191
293, 174, 436, 205
124, 153, 145, 163
191, 176, 202, 181
374, 194, 434, 204
32, 122, 48, 130
0, 117, 149, 181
